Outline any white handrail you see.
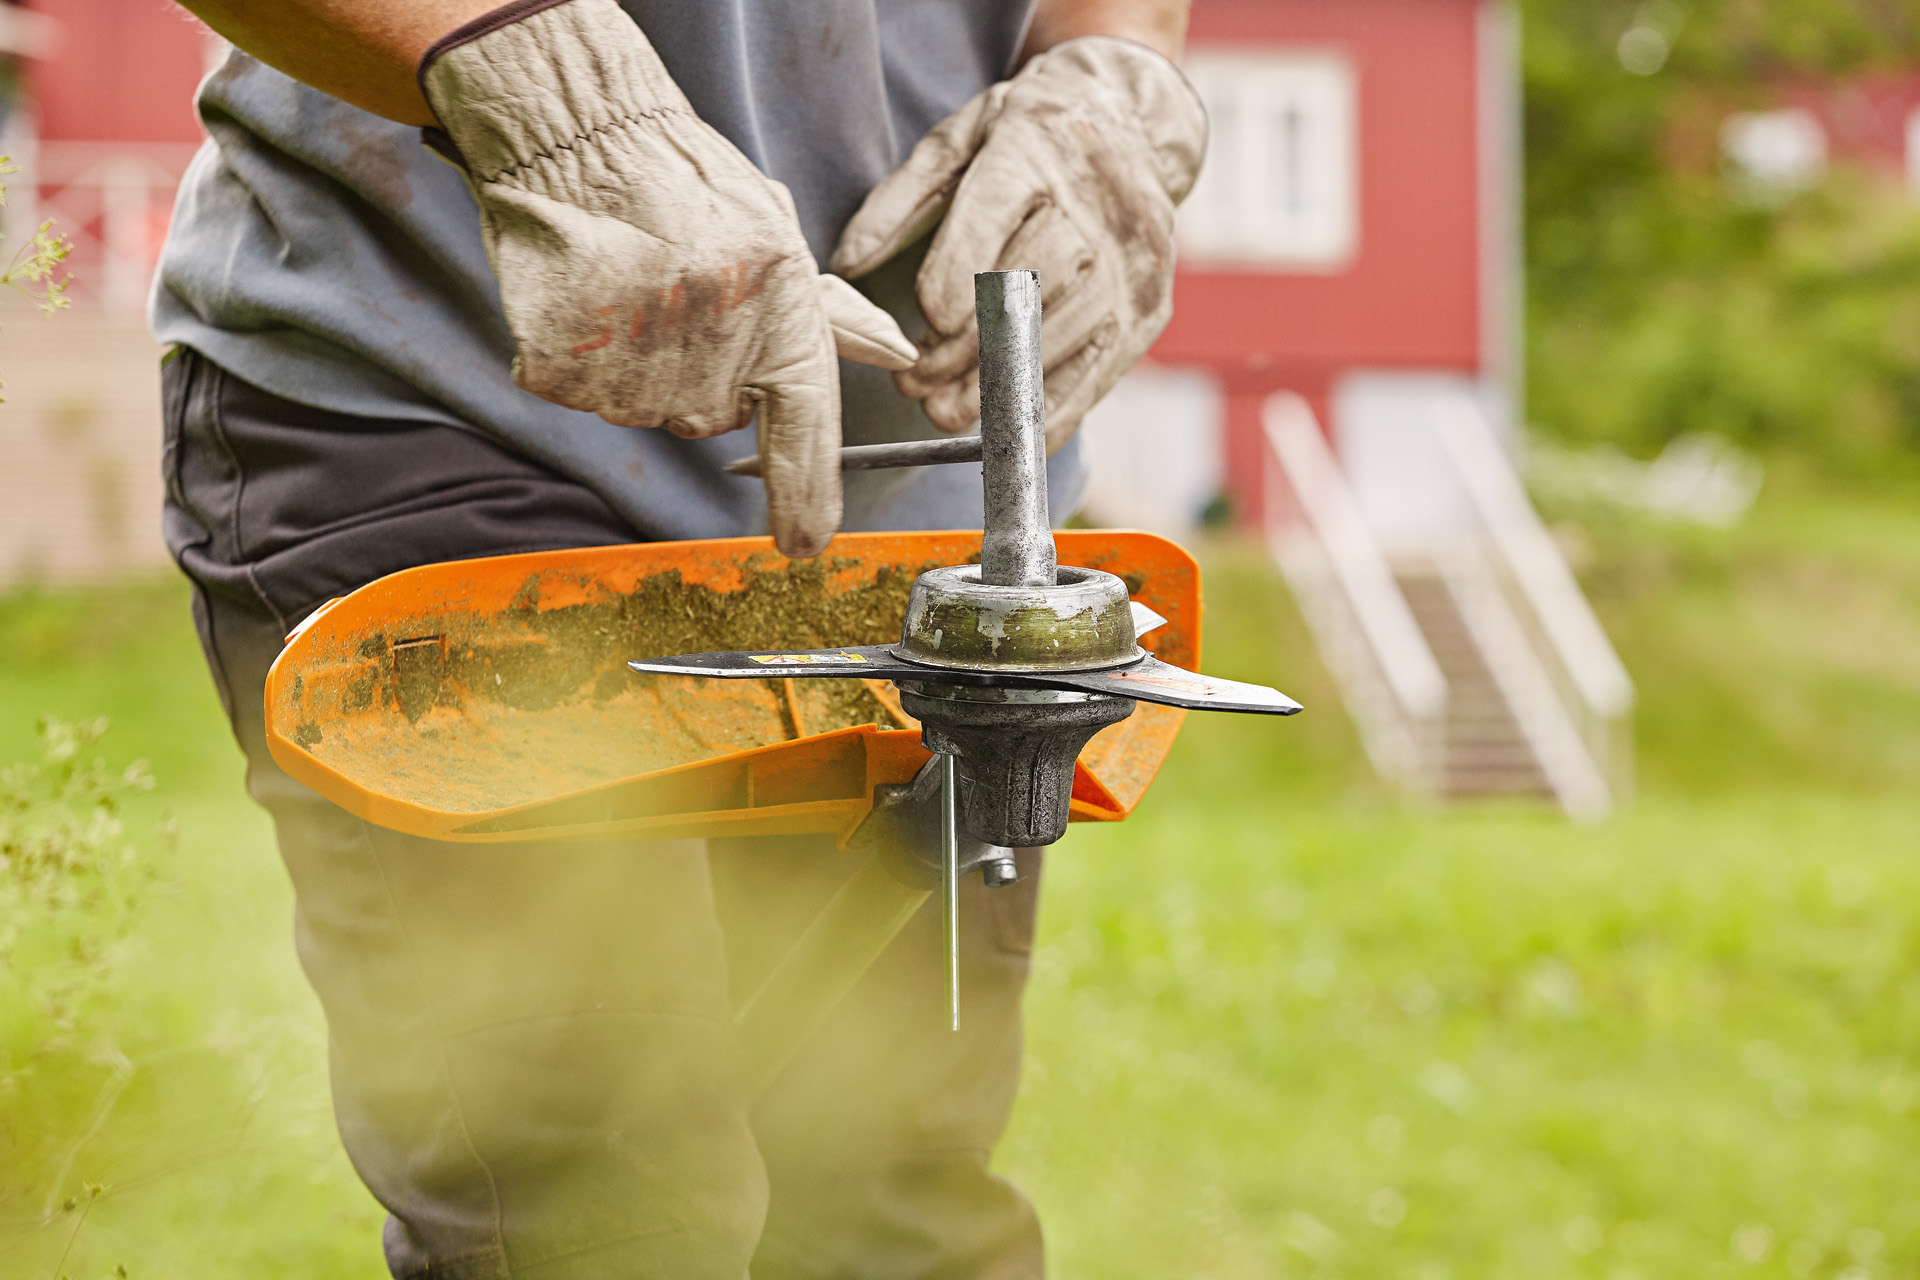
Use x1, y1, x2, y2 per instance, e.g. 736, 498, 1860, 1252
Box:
29, 141, 201, 313
1432, 397, 1634, 718
1262, 393, 1446, 721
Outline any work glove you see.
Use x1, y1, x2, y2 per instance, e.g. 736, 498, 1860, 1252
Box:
420, 0, 916, 559
831, 37, 1206, 454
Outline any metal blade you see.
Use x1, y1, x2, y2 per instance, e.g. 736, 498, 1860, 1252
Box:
628, 648, 1302, 715
1130, 601, 1169, 637
1029, 655, 1304, 715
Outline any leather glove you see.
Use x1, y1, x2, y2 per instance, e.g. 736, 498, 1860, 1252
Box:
421, 0, 916, 558
831, 37, 1205, 454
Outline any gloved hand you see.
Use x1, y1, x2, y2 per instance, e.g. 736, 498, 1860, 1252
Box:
420, 0, 916, 559
831, 37, 1206, 454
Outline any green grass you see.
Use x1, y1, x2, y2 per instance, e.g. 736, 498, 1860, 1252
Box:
1014, 795, 1920, 1279
3, 472, 1919, 1278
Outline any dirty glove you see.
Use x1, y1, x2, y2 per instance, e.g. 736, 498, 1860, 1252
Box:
421, 0, 915, 558
831, 36, 1205, 454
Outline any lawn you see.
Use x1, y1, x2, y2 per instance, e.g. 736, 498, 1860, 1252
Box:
2, 470, 1919, 1279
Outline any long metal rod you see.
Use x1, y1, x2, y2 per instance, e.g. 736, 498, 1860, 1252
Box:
941, 751, 960, 1031
974, 270, 1056, 588
726, 434, 983, 478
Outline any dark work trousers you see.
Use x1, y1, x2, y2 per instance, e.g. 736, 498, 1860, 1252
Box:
164, 351, 1045, 1279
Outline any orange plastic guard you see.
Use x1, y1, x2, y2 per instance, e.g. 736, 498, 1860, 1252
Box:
264, 531, 1201, 845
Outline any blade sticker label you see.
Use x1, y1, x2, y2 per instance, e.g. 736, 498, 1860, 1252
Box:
748, 653, 870, 665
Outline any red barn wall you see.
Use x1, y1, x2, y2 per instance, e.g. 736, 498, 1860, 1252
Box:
24, 0, 208, 143
1156, 0, 1490, 523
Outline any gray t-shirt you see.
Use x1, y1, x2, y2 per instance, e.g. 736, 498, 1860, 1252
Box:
152, 0, 1085, 545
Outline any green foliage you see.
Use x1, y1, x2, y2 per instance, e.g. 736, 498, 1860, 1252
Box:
1522, 0, 1920, 479
0, 717, 159, 1064
0, 154, 72, 407
0, 156, 70, 319
0, 719, 169, 1280
1535, 0, 1920, 83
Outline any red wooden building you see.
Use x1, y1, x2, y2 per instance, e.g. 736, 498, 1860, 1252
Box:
10, 0, 209, 307
1150, 0, 1518, 527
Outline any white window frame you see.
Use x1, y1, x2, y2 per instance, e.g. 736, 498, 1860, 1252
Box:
1177, 47, 1360, 273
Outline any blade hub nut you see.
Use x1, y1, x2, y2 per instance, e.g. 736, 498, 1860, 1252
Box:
896, 564, 1138, 673
899, 682, 1136, 848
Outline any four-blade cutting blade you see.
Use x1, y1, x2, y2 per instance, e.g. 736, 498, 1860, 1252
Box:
626, 647, 1302, 715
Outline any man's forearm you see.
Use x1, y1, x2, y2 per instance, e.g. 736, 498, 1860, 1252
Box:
1019, 0, 1191, 65
180, 0, 1190, 125
175, 0, 495, 124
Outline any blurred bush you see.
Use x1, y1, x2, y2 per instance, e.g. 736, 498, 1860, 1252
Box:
1524, 0, 1920, 481
0, 716, 166, 1223
1, 717, 159, 1058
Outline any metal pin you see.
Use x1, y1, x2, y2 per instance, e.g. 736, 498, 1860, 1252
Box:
726, 434, 983, 477
941, 751, 959, 1031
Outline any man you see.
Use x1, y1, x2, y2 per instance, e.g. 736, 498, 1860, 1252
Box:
157, 1, 1204, 1274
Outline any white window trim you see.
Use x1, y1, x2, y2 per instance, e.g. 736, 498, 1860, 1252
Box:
1177, 46, 1360, 274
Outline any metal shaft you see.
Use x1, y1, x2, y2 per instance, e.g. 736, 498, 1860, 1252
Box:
941, 752, 960, 1031
974, 271, 1056, 589
733, 852, 931, 1096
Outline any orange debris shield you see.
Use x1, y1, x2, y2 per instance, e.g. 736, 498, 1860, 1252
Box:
265, 530, 1202, 846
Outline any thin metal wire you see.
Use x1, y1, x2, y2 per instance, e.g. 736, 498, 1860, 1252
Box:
941, 752, 959, 1031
